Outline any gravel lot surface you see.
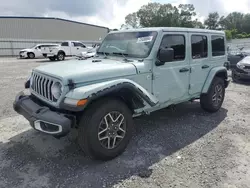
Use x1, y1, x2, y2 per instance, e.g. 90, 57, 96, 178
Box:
0, 58, 250, 188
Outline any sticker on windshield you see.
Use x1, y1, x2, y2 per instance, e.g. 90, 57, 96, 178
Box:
137, 36, 153, 43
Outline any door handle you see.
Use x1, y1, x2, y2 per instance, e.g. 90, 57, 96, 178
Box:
202, 65, 209, 69
179, 68, 189, 72
77, 48, 79, 50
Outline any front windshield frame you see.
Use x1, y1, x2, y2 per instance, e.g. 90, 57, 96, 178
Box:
97, 31, 158, 59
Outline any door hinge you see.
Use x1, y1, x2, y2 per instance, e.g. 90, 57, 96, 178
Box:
152, 74, 155, 80
188, 84, 191, 90
189, 68, 192, 73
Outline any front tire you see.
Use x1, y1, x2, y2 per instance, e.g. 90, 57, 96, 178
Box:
200, 77, 225, 113
28, 52, 35, 59
232, 70, 240, 82
77, 98, 133, 161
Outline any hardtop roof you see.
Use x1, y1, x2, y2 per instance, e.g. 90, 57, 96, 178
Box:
111, 27, 225, 35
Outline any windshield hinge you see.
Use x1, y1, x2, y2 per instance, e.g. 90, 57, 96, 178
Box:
152, 74, 155, 80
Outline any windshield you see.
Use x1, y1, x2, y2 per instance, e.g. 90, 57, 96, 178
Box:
30, 44, 38, 49
97, 31, 158, 58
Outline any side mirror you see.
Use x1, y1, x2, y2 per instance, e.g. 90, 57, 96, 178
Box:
156, 47, 174, 66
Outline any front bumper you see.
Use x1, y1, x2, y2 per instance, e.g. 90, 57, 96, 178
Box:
13, 91, 72, 137
233, 68, 250, 80
19, 52, 28, 58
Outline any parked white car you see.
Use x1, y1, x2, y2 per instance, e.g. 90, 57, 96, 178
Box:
42, 41, 93, 61
76, 44, 100, 59
19, 43, 59, 59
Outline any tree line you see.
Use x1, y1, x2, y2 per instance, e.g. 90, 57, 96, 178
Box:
119, 3, 250, 40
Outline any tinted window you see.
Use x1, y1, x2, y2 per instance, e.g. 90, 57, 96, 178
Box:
212, 36, 225, 56
160, 35, 185, 61
73, 42, 86, 48
191, 35, 208, 59
61, 42, 69, 46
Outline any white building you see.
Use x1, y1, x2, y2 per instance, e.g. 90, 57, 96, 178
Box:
0, 16, 109, 56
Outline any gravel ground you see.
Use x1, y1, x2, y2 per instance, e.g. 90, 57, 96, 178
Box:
0, 57, 250, 188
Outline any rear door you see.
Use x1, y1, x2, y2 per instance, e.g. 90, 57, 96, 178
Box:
61, 42, 70, 55
188, 33, 210, 95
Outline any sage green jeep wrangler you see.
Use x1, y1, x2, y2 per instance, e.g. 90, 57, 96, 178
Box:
14, 27, 230, 160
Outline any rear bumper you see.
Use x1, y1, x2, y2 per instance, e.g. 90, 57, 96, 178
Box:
13, 91, 72, 137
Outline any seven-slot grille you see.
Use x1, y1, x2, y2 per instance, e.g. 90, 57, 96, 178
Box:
31, 72, 58, 102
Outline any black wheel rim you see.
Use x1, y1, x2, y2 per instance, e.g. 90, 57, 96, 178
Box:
212, 84, 223, 107
58, 54, 64, 60
98, 111, 126, 150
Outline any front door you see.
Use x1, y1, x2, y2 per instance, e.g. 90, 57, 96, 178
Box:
153, 33, 190, 103
188, 33, 210, 95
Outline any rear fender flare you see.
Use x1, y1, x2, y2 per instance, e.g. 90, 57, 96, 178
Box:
202, 67, 228, 94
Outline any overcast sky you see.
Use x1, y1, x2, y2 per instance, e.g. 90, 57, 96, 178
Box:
0, 0, 249, 28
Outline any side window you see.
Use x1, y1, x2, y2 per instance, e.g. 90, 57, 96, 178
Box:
61, 42, 69, 46
73, 42, 86, 48
191, 35, 208, 59
160, 35, 185, 61
211, 35, 225, 56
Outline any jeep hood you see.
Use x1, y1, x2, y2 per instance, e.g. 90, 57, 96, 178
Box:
34, 59, 137, 85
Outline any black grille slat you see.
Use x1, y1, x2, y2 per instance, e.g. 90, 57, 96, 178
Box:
31, 72, 57, 102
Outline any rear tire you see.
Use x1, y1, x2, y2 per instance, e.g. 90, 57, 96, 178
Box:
57, 52, 65, 61
28, 52, 35, 59
77, 98, 133, 161
200, 77, 225, 113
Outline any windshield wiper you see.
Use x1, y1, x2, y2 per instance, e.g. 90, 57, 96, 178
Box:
97, 51, 109, 58
112, 52, 133, 62
112, 52, 128, 56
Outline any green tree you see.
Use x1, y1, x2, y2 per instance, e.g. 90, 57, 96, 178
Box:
178, 4, 197, 27
124, 12, 140, 28
204, 12, 220, 29
242, 14, 250, 33
136, 3, 162, 27
126, 3, 201, 28
225, 30, 232, 40
220, 12, 244, 32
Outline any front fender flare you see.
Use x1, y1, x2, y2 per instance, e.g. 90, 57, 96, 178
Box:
64, 79, 159, 107
201, 67, 228, 93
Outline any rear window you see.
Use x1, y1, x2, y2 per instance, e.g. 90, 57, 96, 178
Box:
61, 42, 69, 46
211, 35, 225, 56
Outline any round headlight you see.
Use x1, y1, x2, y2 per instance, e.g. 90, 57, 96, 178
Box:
51, 82, 63, 100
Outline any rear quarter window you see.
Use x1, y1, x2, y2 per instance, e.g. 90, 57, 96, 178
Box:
211, 35, 225, 56
61, 42, 69, 46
